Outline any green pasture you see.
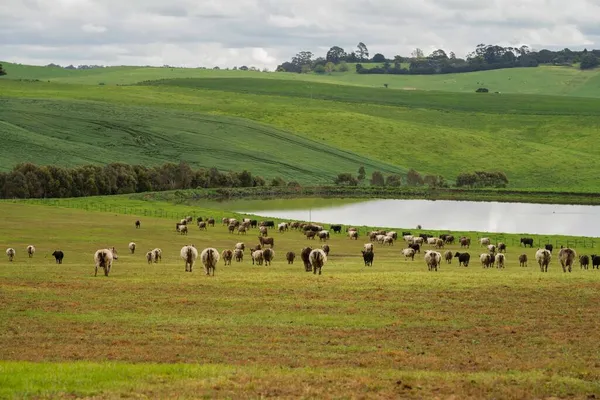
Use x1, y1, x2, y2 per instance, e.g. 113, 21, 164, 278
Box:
2, 78, 600, 191
0, 199, 599, 399
0, 96, 404, 181
3, 61, 600, 97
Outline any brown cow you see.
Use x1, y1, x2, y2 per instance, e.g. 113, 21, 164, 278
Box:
258, 236, 274, 248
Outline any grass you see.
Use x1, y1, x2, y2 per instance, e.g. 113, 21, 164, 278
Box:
1, 199, 600, 398
0, 96, 404, 181
4, 61, 600, 97
2, 78, 600, 191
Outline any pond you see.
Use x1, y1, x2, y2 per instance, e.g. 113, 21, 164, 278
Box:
238, 198, 600, 237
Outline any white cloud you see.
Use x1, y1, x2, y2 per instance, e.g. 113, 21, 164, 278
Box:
1, 0, 599, 70
81, 23, 107, 33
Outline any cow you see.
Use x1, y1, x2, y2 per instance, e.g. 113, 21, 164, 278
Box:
135, 220, 141, 229
454, 252, 470, 267
258, 236, 274, 248
579, 255, 590, 270
591, 254, 600, 269
535, 248, 552, 272
558, 247, 577, 273
519, 253, 528, 267
362, 250, 374, 267
330, 225, 342, 234
520, 238, 534, 248
545, 244, 553, 253
286, 251, 295, 264
300, 247, 312, 272
409, 243, 421, 254
52, 250, 64, 264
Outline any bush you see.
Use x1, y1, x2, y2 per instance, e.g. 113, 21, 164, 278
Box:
475, 88, 489, 93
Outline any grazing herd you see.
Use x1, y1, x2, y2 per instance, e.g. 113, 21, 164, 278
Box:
4, 216, 597, 278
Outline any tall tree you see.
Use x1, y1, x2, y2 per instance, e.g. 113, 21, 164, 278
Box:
370, 171, 385, 186
356, 42, 369, 61
411, 48, 424, 59
326, 46, 347, 63
357, 166, 366, 182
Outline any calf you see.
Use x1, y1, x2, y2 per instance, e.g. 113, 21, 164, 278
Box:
579, 255, 590, 270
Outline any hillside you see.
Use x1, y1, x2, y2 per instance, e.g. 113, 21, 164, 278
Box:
0, 97, 404, 182
3, 61, 600, 97
2, 65, 600, 191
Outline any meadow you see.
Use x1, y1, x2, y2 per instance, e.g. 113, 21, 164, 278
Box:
2, 75, 600, 191
1, 198, 600, 398
4, 61, 600, 97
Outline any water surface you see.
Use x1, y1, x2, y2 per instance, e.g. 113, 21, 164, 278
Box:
239, 199, 600, 237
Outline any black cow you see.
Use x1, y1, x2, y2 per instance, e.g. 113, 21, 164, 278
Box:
454, 252, 470, 267
402, 232, 411, 237
260, 221, 275, 228
301, 247, 312, 272
409, 243, 421, 253
362, 250, 374, 267
545, 244, 553, 253
579, 255, 590, 270
250, 220, 258, 228
135, 220, 141, 229
420, 233, 433, 240
52, 250, 64, 264
591, 254, 600, 269
330, 225, 342, 234
520, 237, 534, 247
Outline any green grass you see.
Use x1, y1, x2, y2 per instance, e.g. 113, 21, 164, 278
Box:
1, 199, 599, 399
4, 61, 600, 97
0, 96, 404, 181
3, 78, 600, 191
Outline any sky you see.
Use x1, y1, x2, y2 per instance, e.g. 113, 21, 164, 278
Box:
1, 0, 598, 70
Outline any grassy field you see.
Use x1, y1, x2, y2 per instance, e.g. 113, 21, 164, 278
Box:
2, 78, 600, 191
1, 199, 599, 399
0, 96, 404, 181
4, 61, 600, 97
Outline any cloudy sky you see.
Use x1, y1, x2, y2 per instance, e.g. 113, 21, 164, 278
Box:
1, 0, 598, 69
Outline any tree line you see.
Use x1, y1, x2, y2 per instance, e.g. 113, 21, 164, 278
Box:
0, 162, 298, 199
334, 167, 507, 188
277, 43, 600, 76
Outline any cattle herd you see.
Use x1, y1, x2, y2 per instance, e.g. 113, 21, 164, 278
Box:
4, 215, 599, 276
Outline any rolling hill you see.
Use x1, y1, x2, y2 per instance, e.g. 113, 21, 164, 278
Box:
3, 61, 600, 97
0, 97, 404, 182
2, 63, 600, 191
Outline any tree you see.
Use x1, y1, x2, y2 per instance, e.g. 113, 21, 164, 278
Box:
580, 54, 599, 70
326, 46, 347, 64
371, 53, 386, 63
411, 48, 424, 59
385, 174, 402, 187
429, 49, 448, 60
314, 64, 326, 74
324, 62, 336, 74
0, 64, 6, 76
336, 61, 349, 72
270, 177, 286, 187
406, 169, 424, 186
357, 166, 366, 182
356, 42, 369, 61
334, 173, 358, 186
449, 51, 456, 59
370, 171, 385, 186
